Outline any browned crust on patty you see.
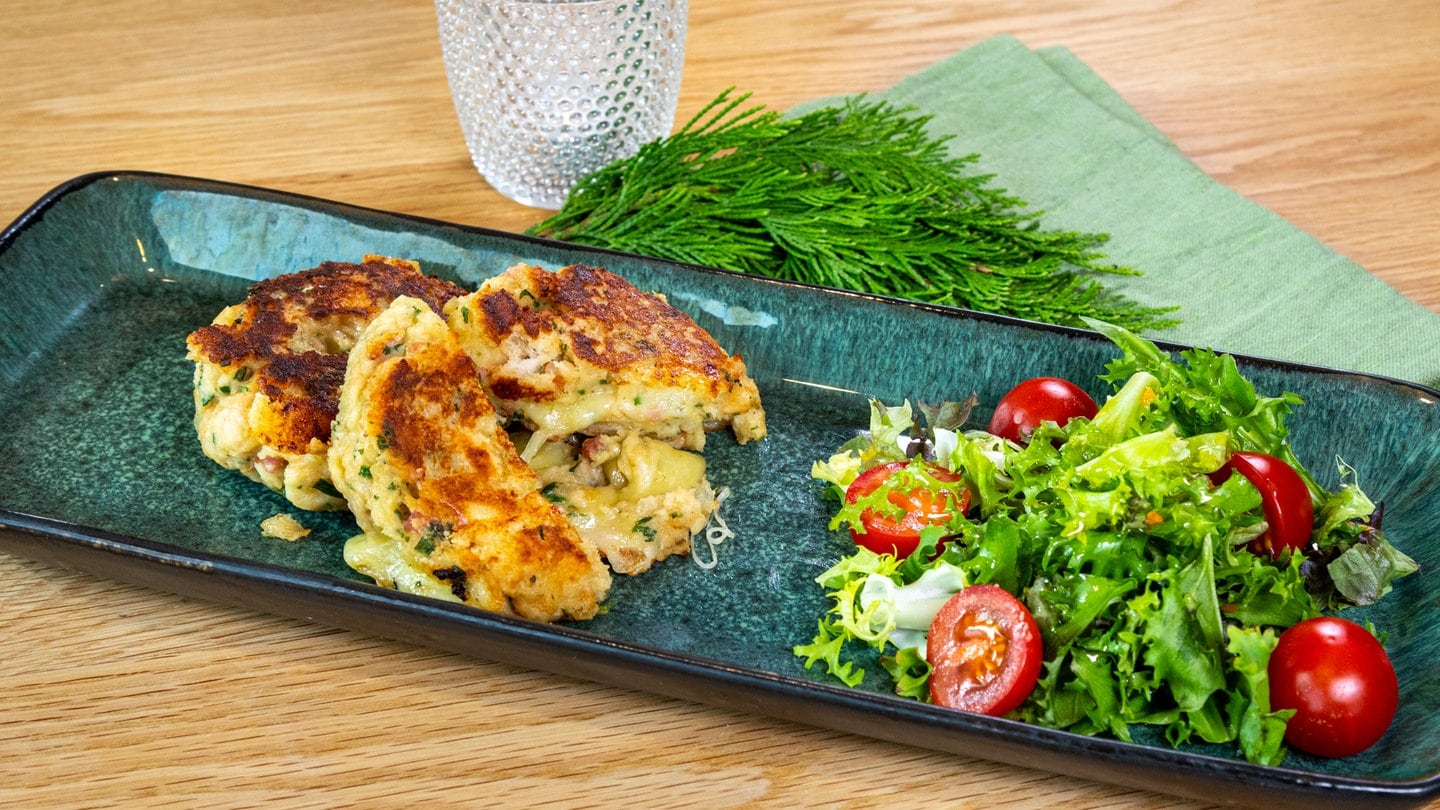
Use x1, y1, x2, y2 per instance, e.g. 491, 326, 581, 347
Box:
473, 263, 751, 403
365, 333, 597, 586
186, 256, 466, 453
331, 298, 611, 621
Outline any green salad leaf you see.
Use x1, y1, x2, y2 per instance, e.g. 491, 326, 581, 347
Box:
795, 322, 1416, 765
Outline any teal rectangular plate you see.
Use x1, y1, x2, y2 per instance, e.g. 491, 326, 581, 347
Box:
2, 172, 1438, 808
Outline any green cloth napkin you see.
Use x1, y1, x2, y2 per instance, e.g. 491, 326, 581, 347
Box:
803, 35, 1440, 389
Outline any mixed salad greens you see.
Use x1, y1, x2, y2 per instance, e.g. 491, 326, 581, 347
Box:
794, 320, 1417, 765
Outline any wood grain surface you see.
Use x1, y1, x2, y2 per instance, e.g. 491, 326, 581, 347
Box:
2, 1, 1437, 808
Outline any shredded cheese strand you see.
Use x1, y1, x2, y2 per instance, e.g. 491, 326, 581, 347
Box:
692, 486, 734, 570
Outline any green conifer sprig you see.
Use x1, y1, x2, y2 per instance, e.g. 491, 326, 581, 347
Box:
528, 88, 1178, 331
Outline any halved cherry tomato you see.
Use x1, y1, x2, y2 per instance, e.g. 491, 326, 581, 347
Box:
1268, 616, 1398, 758
988, 376, 1098, 444
1212, 451, 1314, 557
844, 461, 969, 558
927, 584, 1042, 716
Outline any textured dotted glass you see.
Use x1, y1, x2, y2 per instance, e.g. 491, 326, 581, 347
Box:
435, 0, 688, 209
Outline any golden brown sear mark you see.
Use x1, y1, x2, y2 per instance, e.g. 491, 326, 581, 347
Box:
185, 256, 467, 510
448, 263, 767, 453
187, 256, 466, 450
329, 297, 611, 622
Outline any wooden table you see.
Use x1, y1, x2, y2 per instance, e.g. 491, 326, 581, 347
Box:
2, 2, 1437, 807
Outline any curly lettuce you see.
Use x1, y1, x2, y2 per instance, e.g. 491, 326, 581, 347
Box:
795, 321, 1416, 766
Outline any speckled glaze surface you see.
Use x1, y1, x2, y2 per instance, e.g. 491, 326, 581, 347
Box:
2, 172, 1438, 808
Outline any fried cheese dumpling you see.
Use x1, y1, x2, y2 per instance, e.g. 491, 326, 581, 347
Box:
444, 263, 767, 459
330, 296, 611, 622
186, 256, 466, 511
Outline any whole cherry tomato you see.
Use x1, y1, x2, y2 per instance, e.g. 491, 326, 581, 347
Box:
927, 584, 1043, 716
844, 461, 968, 558
987, 377, 1098, 444
1268, 616, 1399, 758
1212, 451, 1315, 557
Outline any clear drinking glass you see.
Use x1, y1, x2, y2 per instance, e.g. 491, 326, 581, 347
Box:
434, 0, 688, 209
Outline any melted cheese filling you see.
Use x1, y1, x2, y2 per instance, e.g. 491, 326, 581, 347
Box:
517, 382, 710, 460
344, 429, 715, 589
527, 431, 714, 575
343, 532, 462, 604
